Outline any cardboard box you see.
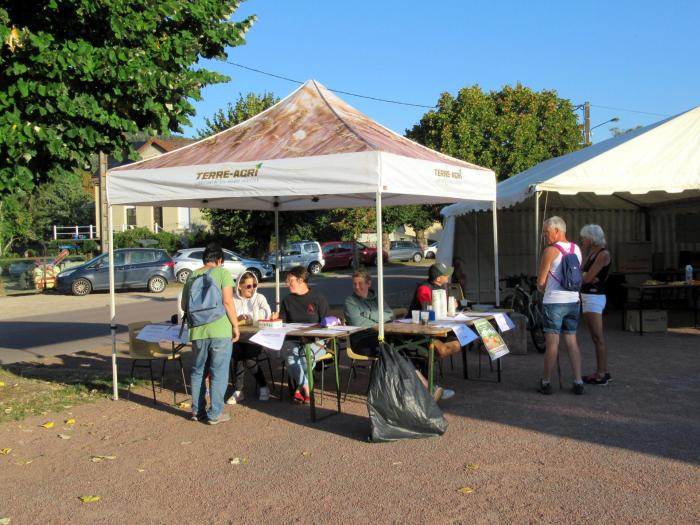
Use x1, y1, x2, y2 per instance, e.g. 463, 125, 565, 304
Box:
617, 241, 653, 273
625, 309, 668, 333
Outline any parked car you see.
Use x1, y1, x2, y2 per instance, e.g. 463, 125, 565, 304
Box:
56, 248, 175, 296
266, 240, 325, 274
172, 248, 274, 284
388, 240, 424, 262
424, 241, 438, 259
320, 241, 388, 269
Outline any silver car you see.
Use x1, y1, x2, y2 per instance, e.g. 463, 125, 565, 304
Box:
389, 240, 424, 262
172, 248, 274, 284
266, 240, 325, 274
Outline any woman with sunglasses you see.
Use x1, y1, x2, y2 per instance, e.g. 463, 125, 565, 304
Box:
227, 271, 272, 404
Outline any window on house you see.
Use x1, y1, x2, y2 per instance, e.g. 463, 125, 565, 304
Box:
126, 206, 137, 227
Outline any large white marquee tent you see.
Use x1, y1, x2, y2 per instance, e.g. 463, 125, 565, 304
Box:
105, 80, 498, 398
439, 105, 700, 300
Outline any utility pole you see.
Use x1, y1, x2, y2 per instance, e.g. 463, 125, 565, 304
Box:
98, 152, 109, 253
583, 101, 591, 144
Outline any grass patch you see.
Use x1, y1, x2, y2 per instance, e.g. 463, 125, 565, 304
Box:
0, 367, 147, 423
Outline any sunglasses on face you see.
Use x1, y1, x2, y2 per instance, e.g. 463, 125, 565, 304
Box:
242, 283, 257, 289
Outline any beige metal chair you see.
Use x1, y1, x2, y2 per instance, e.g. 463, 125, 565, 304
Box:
127, 321, 188, 405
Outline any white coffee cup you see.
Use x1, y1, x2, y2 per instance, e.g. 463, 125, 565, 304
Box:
420, 311, 430, 325
411, 310, 420, 323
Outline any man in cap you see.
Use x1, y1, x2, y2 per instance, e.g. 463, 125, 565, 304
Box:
406, 262, 462, 400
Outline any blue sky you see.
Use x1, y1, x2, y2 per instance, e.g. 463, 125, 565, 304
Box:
182, 0, 699, 143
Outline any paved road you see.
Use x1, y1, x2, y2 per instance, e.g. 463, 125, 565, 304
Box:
0, 265, 428, 364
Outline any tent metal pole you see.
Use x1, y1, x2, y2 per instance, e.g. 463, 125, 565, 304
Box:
534, 190, 541, 276
108, 205, 118, 401
274, 208, 280, 312
475, 213, 481, 303
376, 190, 384, 340
492, 201, 500, 307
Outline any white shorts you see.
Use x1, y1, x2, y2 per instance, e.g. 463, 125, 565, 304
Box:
581, 293, 606, 314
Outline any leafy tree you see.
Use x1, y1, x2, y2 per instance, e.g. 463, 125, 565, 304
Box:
0, 1, 255, 196
407, 84, 582, 181
0, 189, 33, 256
610, 125, 643, 137
30, 170, 94, 241
197, 92, 279, 137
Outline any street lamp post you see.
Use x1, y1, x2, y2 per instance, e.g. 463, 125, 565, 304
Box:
586, 117, 620, 143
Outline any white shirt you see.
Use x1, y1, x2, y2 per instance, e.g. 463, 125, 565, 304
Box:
543, 241, 582, 304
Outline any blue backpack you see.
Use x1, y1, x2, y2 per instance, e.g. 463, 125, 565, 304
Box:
551, 243, 583, 292
183, 269, 226, 327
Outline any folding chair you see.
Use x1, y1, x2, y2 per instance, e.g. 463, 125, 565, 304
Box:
127, 321, 188, 405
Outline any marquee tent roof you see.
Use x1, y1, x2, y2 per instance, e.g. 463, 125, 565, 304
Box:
442, 105, 700, 217
108, 80, 496, 210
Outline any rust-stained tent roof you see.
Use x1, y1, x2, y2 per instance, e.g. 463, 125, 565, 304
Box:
113, 80, 488, 172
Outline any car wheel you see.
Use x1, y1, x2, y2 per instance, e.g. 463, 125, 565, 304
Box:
176, 269, 191, 284
426, 251, 435, 259
148, 275, 167, 293
71, 278, 92, 296
308, 262, 322, 274
412, 252, 423, 263
247, 268, 262, 282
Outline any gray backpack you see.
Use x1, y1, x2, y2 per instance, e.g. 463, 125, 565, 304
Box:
183, 269, 226, 327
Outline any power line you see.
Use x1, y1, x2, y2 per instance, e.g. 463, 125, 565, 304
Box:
589, 104, 670, 118
225, 61, 437, 109
226, 61, 671, 116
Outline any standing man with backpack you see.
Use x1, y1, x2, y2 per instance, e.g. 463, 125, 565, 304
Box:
181, 243, 240, 424
537, 216, 585, 395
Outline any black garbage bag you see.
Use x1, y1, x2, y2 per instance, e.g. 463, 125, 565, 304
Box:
367, 342, 448, 442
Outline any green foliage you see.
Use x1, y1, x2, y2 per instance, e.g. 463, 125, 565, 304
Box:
610, 125, 643, 137
0, 189, 34, 256
198, 92, 279, 137
113, 227, 180, 252
31, 170, 94, 240
406, 84, 582, 181
0, 1, 256, 196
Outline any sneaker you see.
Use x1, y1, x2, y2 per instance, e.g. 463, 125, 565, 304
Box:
441, 388, 455, 401
583, 375, 609, 386
432, 386, 444, 401
293, 390, 305, 404
572, 382, 585, 395
583, 373, 611, 384
226, 390, 244, 405
207, 412, 231, 425
190, 413, 207, 422
539, 380, 553, 395
258, 386, 270, 401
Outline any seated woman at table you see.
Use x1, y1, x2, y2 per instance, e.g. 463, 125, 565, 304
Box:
272, 266, 329, 404
579, 224, 612, 385
227, 271, 272, 405
344, 270, 442, 398
343, 270, 394, 357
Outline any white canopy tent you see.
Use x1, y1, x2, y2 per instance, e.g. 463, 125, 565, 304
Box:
439, 105, 700, 282
106, 80, 497, 399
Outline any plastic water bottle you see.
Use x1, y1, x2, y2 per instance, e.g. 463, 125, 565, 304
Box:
686, 264, 694, 283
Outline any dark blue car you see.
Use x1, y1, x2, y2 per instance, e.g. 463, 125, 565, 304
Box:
56, 248, 175, 296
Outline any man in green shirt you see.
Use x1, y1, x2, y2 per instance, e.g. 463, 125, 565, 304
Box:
181, 243, 240, 424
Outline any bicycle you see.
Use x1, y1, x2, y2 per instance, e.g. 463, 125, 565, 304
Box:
500, 274, 546, 353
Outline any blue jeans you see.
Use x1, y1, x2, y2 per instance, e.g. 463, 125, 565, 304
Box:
283, 341, 325, 389
542, 302, 580, 334
191, 338, 232, 420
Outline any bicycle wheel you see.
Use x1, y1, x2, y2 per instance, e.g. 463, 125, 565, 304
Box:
529, 298, 546, 353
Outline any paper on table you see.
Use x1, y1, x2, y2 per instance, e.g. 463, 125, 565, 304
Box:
493, 313, 515, 332
396, 318, 415, 324
433, 322, 479, 346
249, 330, 288, 351
304, 328, 348, 336
137, 324, 188, 344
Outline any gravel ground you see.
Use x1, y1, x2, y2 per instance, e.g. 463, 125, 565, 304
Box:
1, 315, 699, 524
